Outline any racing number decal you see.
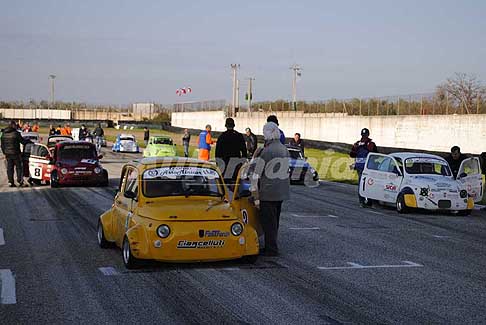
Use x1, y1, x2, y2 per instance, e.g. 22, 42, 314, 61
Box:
34, 168, 41, 177
241, 209, 249, 224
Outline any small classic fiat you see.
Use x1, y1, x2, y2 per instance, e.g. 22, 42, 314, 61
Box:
97, 157, 260, 268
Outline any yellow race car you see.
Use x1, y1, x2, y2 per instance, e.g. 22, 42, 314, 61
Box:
97, 157, 261, 268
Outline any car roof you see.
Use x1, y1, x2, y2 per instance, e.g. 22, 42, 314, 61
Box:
151, 135, 171, 139
21, 132, 39, 137
390, 152, 446, 161
119, 134, 135, 138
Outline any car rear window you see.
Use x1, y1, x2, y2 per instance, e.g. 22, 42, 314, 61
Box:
142, 166, 224, 198
153, 138, 173, 145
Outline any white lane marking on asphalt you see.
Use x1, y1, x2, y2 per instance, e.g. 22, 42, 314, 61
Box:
0, 228, 4, 245
0, 269, 16, 304
98, 267, 120, 276
291, 214, 338, 218
432, 235, 450, 238
367, 210, 386, 216
317, 261, 423, 270
289, 227, 320, 230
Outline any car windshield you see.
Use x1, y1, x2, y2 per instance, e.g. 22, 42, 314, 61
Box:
49, 136, 72, 145
59, 145, 97, 162
288, 149, 303, 160
153, 138, 173, 145
142, 166, 224, 198
404, 158, 451, 176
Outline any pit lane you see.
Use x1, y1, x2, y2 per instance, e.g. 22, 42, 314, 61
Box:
1, 148, 486, 324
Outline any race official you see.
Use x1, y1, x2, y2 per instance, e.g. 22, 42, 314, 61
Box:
1, 120, 30, 187
79, 124, 89, 140
445, 146, 468, 179
243, 127, 258, 158
215, 118, 247, 187
143, 127, 150, 147
350, 128, 378, 205
198, 124, 214, 161
256, 122, 290, 256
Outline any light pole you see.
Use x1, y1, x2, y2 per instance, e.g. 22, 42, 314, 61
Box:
49, 74, 56, 109
246, 77, 255, 116
290, 64, 302, 111
230, 64, 240, 117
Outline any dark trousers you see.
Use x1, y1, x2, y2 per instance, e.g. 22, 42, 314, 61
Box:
183, 143, 189, 157
260, 201, 283, 254
6, 154, 22, 184
356, 169, 364, 203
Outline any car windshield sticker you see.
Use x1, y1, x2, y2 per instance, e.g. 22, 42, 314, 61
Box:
144, 167, 220, 180
63, 145, 91, 150
406, 158, 446, 165
81, 159, 97, 164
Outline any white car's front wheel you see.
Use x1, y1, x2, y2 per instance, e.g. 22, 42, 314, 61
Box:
396, 194, 409, 214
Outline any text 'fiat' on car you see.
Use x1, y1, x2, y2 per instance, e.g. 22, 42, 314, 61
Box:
97, 157, 260, 269
359, 152, 482, 215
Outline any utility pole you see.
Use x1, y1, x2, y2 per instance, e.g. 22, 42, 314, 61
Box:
49, 74, 56, 109
246, 77, 255, 116
290, 64, 302, 111
230, 64, 240, 117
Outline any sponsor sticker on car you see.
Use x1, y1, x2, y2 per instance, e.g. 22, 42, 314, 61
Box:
177, 240, 225, 249
144, 167, 220, 180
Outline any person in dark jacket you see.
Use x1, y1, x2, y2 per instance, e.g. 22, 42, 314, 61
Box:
445, 146, 468, 179
243, 128, 258, 158
1, 121, 30, 187
93, 123, 104, 151
349, 128, 378, 206
79, 124, 89, 140
215, 118, 247, 188
143, 127, 150, 147
266, 115, 286, 144
48, 124, 56, 136
289, 132, 305, 155
182, 129, 191, 158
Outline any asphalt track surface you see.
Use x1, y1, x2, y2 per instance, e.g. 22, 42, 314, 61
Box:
1, 149, 486, 324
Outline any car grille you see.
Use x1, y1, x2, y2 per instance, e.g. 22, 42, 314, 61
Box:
438, 200, 452, 209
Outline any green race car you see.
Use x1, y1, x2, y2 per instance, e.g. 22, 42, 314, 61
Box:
143, 135, 177, 157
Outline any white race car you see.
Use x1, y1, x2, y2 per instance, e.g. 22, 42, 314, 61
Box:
359, 152, 483, 215
112, 134, 140, 153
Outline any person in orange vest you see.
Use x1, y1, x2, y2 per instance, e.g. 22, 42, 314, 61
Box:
198, 124, 214, 161
31, 122, 39, 133
61, 123, 72, 136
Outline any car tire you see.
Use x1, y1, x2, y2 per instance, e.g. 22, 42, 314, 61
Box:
396, 193, 409, 214
97, 221, 110, 248
122, 236, 141, 269
241, 254, 258, 264
100, 170, 109, 187
457, 209, 472, 216
50, 171, 59, 188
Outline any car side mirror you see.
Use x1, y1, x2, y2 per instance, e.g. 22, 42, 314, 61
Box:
98, 154, 103, 159
124, 190, 137, 200
459, 172, 467, 179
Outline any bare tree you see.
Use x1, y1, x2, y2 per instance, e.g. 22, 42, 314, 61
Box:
437, 73, 486, 114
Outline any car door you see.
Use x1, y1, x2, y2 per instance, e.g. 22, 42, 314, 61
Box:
231, 163, 263, 238
114, 167, 139, 245
28, 143, 52, 181
360, 153, 403, 203
458, 157, 483, 203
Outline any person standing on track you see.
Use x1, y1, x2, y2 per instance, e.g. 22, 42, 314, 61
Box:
93, 123, 104, 152
445, 146, 468, 179
289, 132, 305, 155
182, 129, 191, 158
255, 122, 290, 256
198, 124, 214, 161
143, 127, 150, 147
49, 124, 56, 136
243, 127, 258, 158
1, 120, 31, 187
215, 118, 247, 188
349, 128, 378, 206
266, 115, 286, 144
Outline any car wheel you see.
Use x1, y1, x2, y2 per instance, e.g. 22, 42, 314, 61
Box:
50, 171, 59, 188
241, 254, 258, 264
457, 209, 472, 216
396, 193, 409, 214
97, 221, 110, 248
122, 236, 141, 269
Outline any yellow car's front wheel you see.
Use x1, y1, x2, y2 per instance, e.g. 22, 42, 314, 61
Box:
122, 236, 142, 269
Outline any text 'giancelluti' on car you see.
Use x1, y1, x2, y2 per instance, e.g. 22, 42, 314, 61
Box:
359, 152, 483, 215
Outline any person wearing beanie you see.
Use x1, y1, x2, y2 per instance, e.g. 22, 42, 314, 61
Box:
266, 115, 286, 144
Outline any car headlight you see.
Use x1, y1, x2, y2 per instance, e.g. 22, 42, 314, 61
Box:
61, 168, 68, 175
460, 190, 468, 198
94, 167, 101, 174
156, 225, 170, 238
231, 222, 243, 236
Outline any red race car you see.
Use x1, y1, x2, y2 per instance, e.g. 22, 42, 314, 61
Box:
49, 141, 109, 187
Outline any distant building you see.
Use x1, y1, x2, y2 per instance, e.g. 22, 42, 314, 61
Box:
132, 103, 155, 120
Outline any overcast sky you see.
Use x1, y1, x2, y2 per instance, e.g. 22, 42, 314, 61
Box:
1, 0, 485, 105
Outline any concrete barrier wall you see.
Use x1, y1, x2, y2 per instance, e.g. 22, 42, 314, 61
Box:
172, 111, 486, 154
0, 109, 72, 120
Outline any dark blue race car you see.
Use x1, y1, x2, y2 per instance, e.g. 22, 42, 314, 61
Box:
286, 145, 319, 185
